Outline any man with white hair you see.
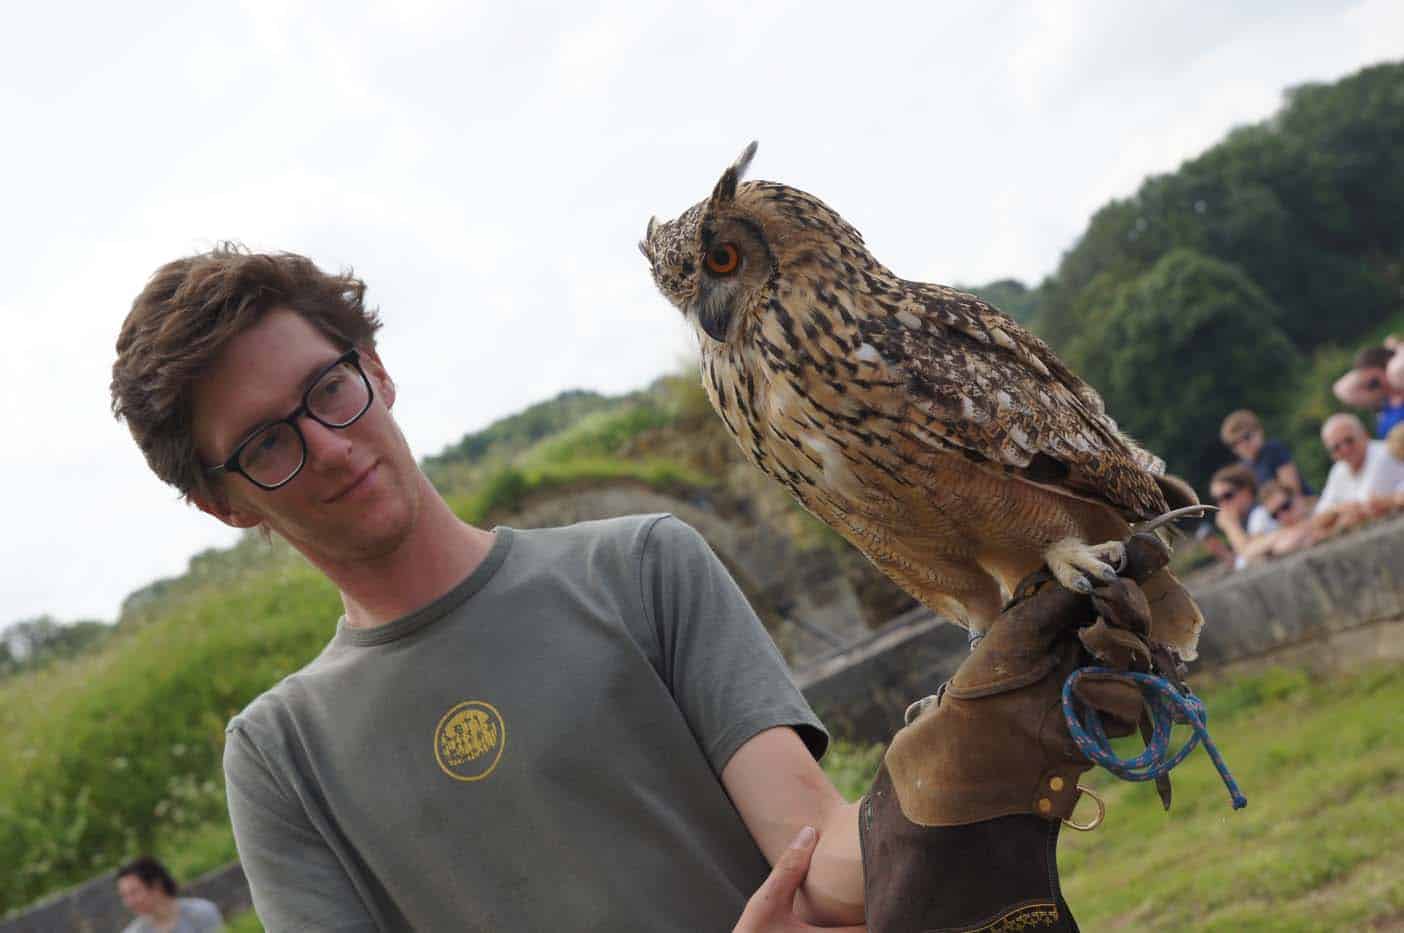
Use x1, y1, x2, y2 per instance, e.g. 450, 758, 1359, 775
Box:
1314, 413, 1404, 513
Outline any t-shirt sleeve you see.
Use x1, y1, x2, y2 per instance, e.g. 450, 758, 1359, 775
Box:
1314, 466, 1343, 512
223, 727, 378, 932
638, 515, 828, 775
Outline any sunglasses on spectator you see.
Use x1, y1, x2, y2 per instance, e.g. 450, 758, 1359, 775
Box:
1328, 436, 1358, 454
1269, 497, 1295, 520
1213, 488, 1244, 504
1229, 431, 1256, 447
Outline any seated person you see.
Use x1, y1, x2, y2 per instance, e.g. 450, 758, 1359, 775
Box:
117, 856, 223, 933
1315, 413, 1404, 513
1218, 409, 1311, 495
1209, 463, 1274, 569
1236, 480, 1317, 564
1333, 345, 1404, 439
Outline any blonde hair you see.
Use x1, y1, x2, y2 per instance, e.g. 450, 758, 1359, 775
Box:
1220, 410, 1261, 446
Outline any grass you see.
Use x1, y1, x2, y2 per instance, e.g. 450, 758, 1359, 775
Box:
0, 561, 342, 914
446, 456, 712, 525
821, 662, 1403, 931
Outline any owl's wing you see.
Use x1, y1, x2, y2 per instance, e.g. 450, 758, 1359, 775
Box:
865, 281, 1170, 520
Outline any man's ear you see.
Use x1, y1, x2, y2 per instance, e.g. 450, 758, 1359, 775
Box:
360, 345, 396, 410
192, 488, 263, 529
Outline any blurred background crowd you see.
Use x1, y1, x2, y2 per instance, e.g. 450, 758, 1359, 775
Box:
1203, 335, 1404, 571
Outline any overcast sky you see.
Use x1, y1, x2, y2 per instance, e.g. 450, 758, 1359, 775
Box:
2, 1, 1400, 627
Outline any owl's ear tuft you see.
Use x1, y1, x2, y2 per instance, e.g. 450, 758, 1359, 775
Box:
709, 141, 759, 207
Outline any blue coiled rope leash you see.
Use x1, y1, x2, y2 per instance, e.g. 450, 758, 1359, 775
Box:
1062, 666, 1248, 810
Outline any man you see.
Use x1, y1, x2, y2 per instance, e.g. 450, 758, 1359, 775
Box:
1218, 410, 1309, 496
113, 246, 1145, 932
116, 856, 223, 933
111, 246, 864, 930
1315, 413, 1404, 514
1333, 346, 1404, 440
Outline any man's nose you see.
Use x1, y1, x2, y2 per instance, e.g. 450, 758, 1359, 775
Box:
301, 416, 354, 470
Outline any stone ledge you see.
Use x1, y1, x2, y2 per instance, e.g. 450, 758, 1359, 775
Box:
801, 515, 1404, 744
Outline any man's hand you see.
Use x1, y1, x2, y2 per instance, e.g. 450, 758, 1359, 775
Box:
733, 827, 865, 933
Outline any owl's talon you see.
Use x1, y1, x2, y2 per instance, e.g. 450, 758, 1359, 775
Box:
1045, 538, 1126, 597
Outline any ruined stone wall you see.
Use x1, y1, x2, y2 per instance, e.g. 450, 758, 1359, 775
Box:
800, 515, 1404, 743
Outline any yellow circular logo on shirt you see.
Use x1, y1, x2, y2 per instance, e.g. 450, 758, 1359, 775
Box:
433, 700, 506, 782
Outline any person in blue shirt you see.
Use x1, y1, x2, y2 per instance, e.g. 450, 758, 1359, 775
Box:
1333, 344, 1404, 439
1219, 409, 1312, 496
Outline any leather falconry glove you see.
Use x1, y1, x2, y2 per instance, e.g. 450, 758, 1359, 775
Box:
859, 534, 1170, 933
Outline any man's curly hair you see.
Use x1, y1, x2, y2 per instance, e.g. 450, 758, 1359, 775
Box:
111, 243, 381, 502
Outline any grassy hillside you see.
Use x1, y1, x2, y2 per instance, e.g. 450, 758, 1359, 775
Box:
824, 663, 1403, 932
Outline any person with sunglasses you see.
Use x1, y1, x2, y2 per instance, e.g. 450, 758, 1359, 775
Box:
1217, 410, 1311, 497
1208, 464, 1276, 570
1314, 413, 1404, 515
1232, 480, 1319, 566
1332, 345, 1404, 440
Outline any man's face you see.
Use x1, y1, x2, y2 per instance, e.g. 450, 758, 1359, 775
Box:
1228, 428, 1263, 463
191, 309, 422, 563
1323, 422, 1367, 473
117, 875, 157, 915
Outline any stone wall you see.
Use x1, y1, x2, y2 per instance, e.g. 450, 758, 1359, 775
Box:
799, 515, 1404, 743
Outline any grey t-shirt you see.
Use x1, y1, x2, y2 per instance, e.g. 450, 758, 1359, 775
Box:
121, 897, 223, 932
224, 515, 827, 932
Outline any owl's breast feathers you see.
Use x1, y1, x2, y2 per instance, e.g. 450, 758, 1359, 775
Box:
701, 251, 1171, 529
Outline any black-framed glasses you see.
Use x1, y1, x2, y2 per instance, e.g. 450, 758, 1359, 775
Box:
1270, 496, 1295, 521
205, 348, 374, 490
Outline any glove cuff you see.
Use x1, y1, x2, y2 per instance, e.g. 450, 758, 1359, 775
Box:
860, 764, 1081, 932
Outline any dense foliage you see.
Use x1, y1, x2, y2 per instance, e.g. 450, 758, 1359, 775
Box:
989, 61, 1404, 493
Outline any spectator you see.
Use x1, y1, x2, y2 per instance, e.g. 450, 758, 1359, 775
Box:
1333, 346, 1404, 439
1209, 463, 1273, 569
1236, 480, 1318, 565
1315, 414, 1404, 513
1219, 409, 1312, 495
116, 856, 223, 933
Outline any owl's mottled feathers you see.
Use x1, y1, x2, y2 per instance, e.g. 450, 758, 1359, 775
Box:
642, 143, 1203, 658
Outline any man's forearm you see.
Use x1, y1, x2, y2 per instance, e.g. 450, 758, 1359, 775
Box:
796, 799, 865, 925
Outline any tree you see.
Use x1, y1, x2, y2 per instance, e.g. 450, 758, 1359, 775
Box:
1093, 249, 1302, 490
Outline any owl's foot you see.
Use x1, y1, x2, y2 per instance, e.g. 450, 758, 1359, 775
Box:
1044, 537, 1126, 595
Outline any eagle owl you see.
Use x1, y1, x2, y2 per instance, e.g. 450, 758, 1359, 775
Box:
642, 143, 1205, 659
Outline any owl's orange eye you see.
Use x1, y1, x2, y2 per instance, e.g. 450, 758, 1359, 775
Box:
705, 243, 740, 275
